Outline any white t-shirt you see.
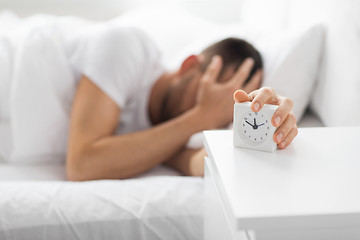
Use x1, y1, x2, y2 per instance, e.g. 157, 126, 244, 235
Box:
66, 26, 165, 134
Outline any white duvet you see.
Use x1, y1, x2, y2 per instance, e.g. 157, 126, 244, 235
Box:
0, 164, 204, 240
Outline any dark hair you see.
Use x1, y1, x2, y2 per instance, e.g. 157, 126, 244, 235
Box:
200, 37, 263, 83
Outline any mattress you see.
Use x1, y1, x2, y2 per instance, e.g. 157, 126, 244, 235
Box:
0, 164, 204, 240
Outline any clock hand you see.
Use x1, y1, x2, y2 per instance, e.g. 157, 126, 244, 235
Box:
258, 123, 265, 127
252, 118, 259, 130
245, 121, 254, 127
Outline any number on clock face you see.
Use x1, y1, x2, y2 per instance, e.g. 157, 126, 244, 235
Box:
241, 112, 270, 143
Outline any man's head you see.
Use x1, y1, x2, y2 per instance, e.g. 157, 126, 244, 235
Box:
200, 38, 263, 83
160, 37, 263, 123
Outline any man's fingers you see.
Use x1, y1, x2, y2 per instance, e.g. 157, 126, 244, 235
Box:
273, 113, 297, 144
245, 86, 297, 149
271, 97, 294, 127
228, 58, 254, 88
242, 69, 262, 94
278, 127, 298, 149
233, 90, 250, 103
248, 87, 278, 113
202, 55, 223, 83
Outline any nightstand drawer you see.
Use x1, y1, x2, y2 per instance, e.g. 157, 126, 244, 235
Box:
204, 157, 246, 240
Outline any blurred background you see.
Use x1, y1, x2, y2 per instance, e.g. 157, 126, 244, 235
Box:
0, 0, 315, 28
0, 0, 244, 22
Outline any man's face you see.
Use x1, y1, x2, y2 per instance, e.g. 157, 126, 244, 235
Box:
160, 64, 236, 122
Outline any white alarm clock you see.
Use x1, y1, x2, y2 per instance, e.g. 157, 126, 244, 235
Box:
233, 102, 278, 152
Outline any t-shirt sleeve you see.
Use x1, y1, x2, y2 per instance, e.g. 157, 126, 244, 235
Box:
68, 26, 146, 108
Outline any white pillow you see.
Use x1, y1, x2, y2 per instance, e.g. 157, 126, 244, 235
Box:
10, 28, 76, 163
258, 25, 325, 120
287, 0, 360, 126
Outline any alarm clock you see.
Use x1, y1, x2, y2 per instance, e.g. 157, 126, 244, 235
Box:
233, 102, 278, 152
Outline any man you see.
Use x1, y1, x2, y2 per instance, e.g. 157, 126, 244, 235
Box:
66, 26, 297, 181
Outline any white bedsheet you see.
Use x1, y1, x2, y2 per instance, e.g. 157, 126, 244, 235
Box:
0, 164, 204, 240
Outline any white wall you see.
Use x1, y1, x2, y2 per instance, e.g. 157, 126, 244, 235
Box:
0, 0, 244, 23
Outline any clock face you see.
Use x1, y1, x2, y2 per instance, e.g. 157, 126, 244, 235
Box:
240, 111, 271, 143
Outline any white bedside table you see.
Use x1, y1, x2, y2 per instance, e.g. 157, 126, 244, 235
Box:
203, 127, 360, 240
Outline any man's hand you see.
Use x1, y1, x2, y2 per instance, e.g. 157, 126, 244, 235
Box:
234, 88, 298, 149
194, 55, 262, 129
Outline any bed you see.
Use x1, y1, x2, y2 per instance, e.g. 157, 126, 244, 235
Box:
0, 111, 322, 240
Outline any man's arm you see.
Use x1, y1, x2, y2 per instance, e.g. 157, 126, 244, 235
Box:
164, 148, 206, 177
67, 76, 206, 181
